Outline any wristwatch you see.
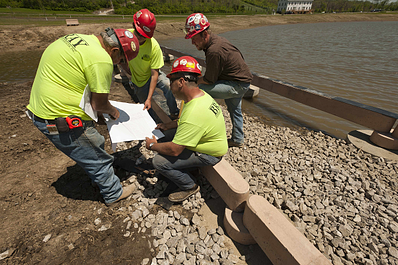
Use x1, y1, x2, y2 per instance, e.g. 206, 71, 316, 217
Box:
149, 142, 155, 150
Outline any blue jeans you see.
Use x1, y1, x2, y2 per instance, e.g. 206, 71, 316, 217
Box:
32, 118, 123, 204
152, 129, 221, 190
199, 80, 250, 144
127, 70, 179, 116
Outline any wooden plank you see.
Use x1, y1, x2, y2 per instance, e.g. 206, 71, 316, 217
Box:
251, 74, 397, 133
161, 46, 206, 66
66, 19, 79, 26
150, 99, 172, 124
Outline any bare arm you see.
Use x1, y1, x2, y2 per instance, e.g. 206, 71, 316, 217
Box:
156, 120, 178, 131
91, 92, 119, 120
145, 136, 185, 156
143, 69, 159, 110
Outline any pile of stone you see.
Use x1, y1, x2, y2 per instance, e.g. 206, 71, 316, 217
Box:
226, 114, 398, 265
94, 192, 244, 264
110, 107, 398, 265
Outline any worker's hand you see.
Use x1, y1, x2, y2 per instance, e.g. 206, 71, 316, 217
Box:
143, 99, 152, 111
155, 123, 167, 131
97, 113, 106, 125
156, 120, 178, 131
145, 136, 157, 149
109, 107, 120, 120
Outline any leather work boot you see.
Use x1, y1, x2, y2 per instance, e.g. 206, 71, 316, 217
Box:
106, 183, 136, 206
168, 184, 200, 203
228, 139, 243, 148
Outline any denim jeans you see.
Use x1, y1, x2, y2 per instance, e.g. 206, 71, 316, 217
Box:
153, 149, 221, 190
126, 70, 179, 116
32, 118, 123, 204
152, 129, 221, 190
199, 80, 250, 144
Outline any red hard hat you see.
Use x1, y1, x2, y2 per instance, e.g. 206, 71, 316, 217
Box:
133, 9, 156, 38
167, 56, 202, 78
184, 13, 210, 39
114, 29, 139, 62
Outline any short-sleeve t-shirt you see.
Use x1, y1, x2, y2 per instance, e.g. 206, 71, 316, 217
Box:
127, 29, 164, 87
172, 92, 228, 157
27, 34, 113, 120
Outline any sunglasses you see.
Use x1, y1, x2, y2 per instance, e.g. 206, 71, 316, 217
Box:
119, 48, 126, 63
170, 76, 183, 83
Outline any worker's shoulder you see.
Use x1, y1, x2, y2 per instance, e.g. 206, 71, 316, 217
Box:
148, 37, 161, 48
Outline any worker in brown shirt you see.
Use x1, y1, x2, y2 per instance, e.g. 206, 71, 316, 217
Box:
184, 13, 252, 147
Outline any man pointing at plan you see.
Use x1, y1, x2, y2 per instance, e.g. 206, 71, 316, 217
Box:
145, 56, 228, 203
27, 28, 139, 206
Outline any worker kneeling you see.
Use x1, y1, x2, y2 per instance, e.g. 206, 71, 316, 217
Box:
145, 56, 228, 202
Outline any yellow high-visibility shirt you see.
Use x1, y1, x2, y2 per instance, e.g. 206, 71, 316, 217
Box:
127, 29, 164, 87
173, 92, 228, 157
27, 34, 113, 120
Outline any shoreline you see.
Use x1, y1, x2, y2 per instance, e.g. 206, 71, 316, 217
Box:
1, 13, 398, 54
1, 13, 398, 263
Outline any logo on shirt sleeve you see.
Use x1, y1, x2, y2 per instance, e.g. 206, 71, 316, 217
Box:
209, 101, 221, 117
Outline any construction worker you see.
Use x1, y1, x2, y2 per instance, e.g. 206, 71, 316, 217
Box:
120, 9, 179, 119
184, 13, 253, 147
27, 28, 139, 206
145, 56, 228, 202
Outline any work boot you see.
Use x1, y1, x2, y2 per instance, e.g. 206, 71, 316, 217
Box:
105, 183, 136, 206
228, 139, 243, 148
168, 184, 200, 203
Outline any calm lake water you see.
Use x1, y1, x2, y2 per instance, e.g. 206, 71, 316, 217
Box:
2, 21, 397, 139
159, 21, 398, 139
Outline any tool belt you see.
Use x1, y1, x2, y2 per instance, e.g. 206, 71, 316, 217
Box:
28, 110, 89, 135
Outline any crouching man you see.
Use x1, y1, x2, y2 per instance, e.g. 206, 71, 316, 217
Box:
145, 56, 228, 202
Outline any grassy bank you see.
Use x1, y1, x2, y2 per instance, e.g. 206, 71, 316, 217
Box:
1, 11, 397, 54
1, 7, 397, 27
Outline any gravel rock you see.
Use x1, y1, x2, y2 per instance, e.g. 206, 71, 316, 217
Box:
110, 108, 398, 265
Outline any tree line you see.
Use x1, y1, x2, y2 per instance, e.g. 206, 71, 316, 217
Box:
312, 0, 398, 12
2, 0, 398, 14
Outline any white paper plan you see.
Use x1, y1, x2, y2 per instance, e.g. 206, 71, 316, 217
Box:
79, 85, 98, 122
104, 100, 164, 145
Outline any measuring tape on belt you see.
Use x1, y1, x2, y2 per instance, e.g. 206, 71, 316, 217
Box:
65, 116, 83, 129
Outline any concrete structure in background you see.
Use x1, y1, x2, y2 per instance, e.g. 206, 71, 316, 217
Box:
277, 0, 314, 13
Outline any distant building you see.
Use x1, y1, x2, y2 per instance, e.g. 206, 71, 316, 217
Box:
277, 0, 313, 14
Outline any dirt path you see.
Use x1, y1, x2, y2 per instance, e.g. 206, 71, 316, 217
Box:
0, 81, 155, 264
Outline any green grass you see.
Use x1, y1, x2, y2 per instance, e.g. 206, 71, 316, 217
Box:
0, 7, 200, 26
240, 2, 270, 13
0, 7, 91, 15
0, 8, 260, 27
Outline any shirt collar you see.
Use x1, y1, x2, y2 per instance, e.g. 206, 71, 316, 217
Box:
203, 34, 213, 52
